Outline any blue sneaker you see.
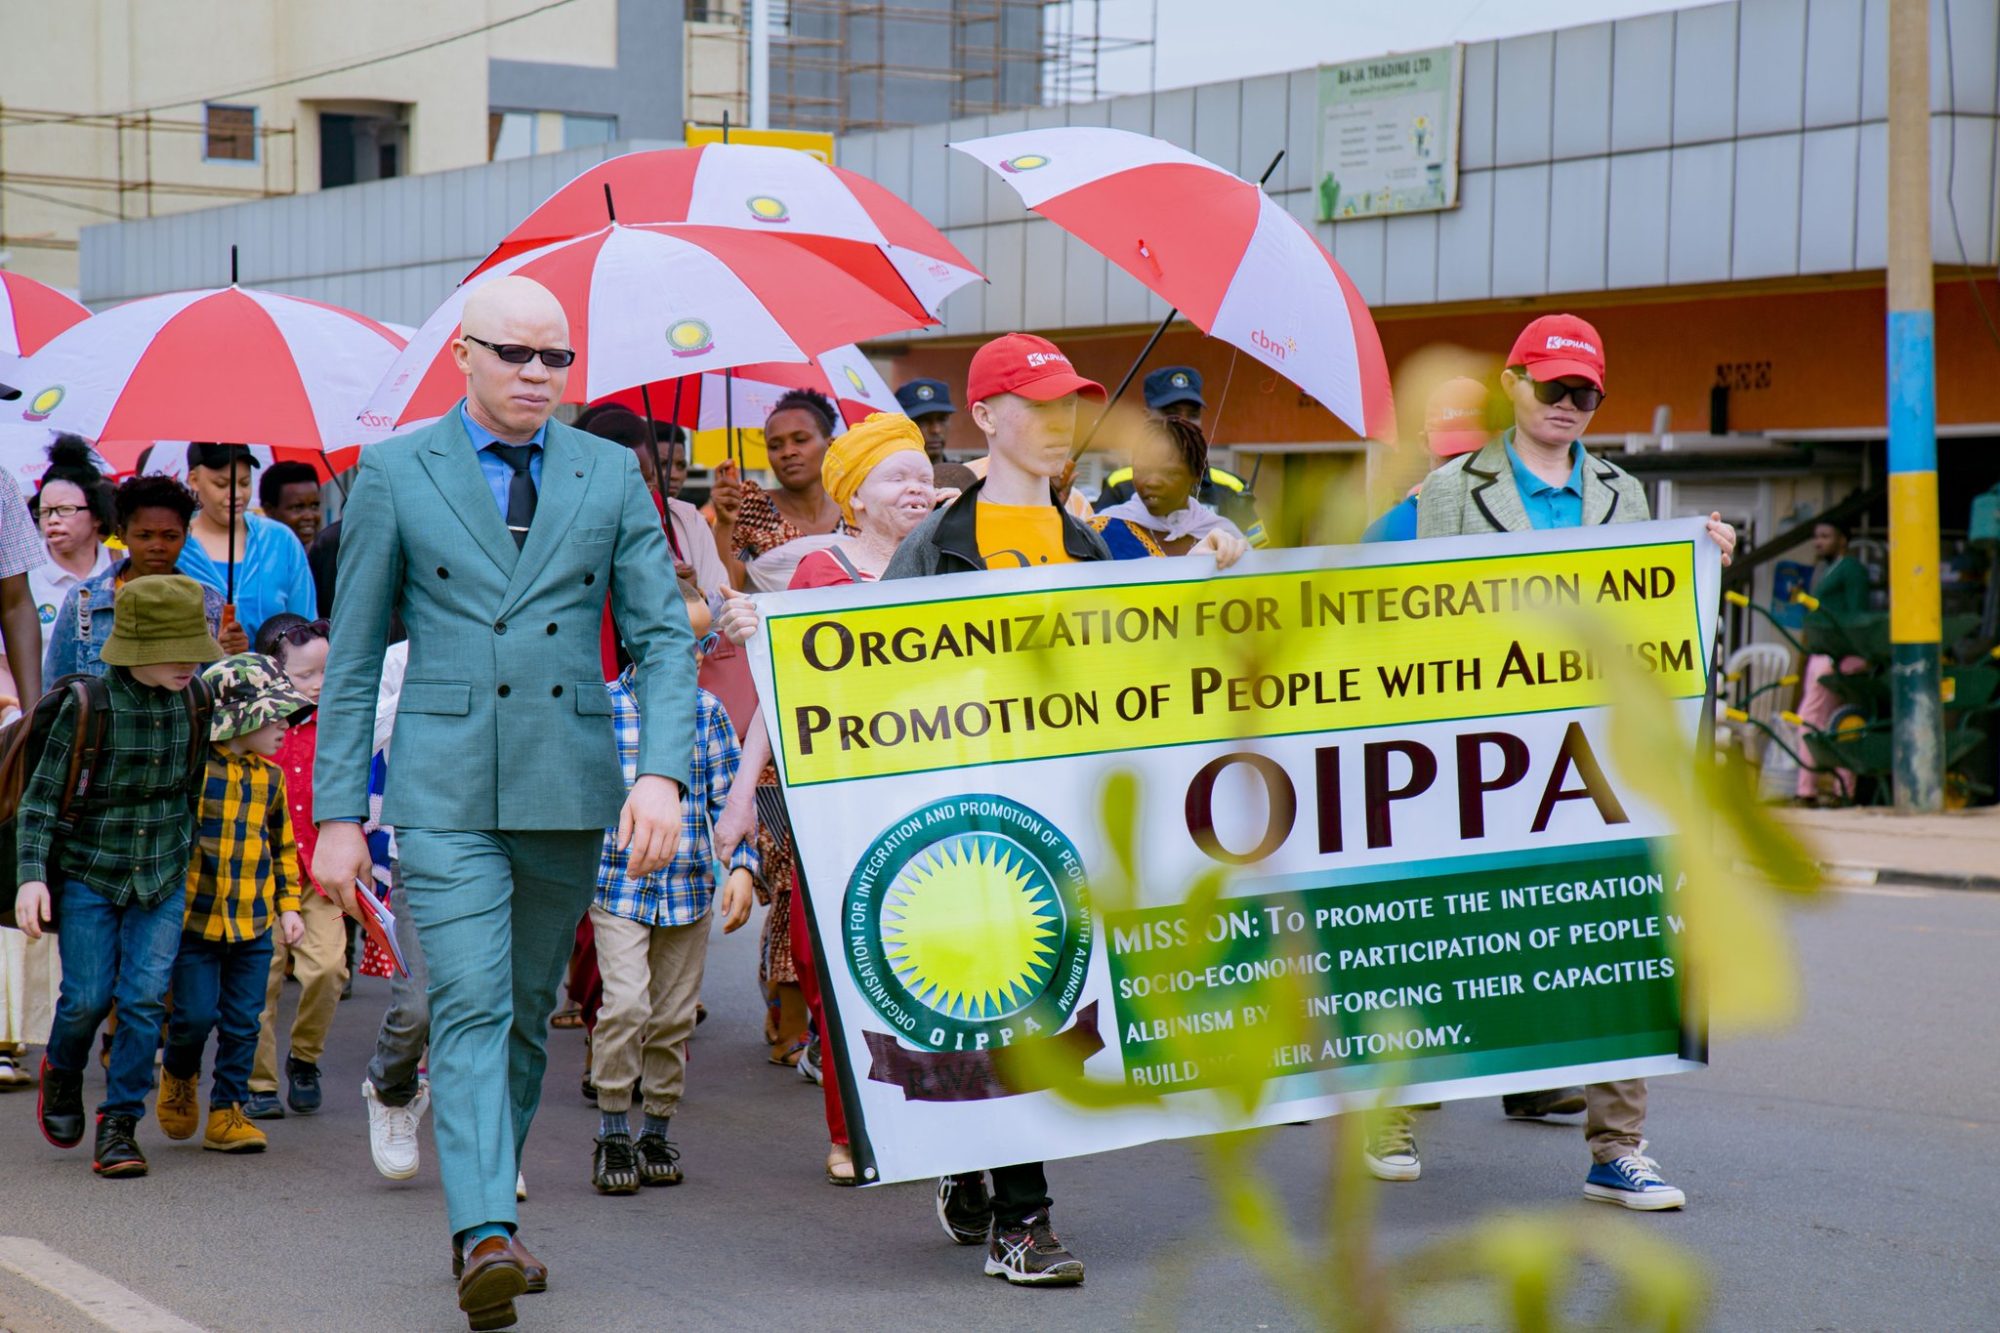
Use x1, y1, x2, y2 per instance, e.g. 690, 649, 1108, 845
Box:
1584, 1145, 1686, 1211
286, 1057, 323, 1115
242, 1091, 285, 1120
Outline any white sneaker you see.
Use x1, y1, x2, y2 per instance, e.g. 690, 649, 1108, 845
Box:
516, 1171, 527, 1201
362, 1077, 429, 1180
1362, 1111, 1421, 1182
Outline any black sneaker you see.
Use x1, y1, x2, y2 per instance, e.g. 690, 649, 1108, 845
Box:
1502, 1087, 1586, 1119
985, 1209, 1084, 1285
936, 1173, 993, 1246
592, 1133, 641, 1195
634, 1133, 683, 1187
286, 1056, 323, 1115
37, 1058, 85, 1149
92, 1113, 148, 1177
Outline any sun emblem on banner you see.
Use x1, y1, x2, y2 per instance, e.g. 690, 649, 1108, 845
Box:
882, 836, 1062, 1022
22, 386, 64, 422
999, 153, 1050, 174
746, 195, 790, 223
666, 319, 714, 357
845, 795, 1092, 1052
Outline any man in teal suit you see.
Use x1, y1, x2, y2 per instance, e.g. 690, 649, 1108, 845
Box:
314, 277, 694, 1332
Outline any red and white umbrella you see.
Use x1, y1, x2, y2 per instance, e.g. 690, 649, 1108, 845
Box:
9, 284, 405, 468
951, 127, 1395, 442
366, 222, 933, 432
592, 343, 899, 434
467, 144, 983, 317
0, 271, 89, 361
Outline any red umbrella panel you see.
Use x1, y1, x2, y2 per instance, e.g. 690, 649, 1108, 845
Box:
592, 343, 900, 433
0, 271, 90, 361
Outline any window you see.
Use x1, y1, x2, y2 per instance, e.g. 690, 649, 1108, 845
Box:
204, 104, 257, 162
563, 114, 616, 150
320, 110, 409, 189
489, 110, 537, 161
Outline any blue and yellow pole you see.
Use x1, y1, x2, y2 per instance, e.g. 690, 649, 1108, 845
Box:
1887, 0, 1944, 812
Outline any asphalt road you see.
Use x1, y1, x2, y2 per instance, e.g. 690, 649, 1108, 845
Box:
1, 881, 1995, 1332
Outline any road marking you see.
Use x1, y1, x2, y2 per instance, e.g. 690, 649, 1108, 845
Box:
0, 1239, 207, 1333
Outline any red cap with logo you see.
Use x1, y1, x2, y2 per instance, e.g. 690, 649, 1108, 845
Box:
1506, 314, 1607, 390
966, 333, 1106, 405
1423, 376, 1492, 458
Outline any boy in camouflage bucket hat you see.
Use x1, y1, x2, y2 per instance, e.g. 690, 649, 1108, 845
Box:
156, 653, 315, 1154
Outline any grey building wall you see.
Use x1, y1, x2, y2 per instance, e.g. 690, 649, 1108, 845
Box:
489, 1, 685, 140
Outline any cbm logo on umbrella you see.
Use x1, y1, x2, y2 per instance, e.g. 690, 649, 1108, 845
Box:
22, 386, 64, 422
1000, 154, 1050, 174
746, 195, 790, 223
667, 319, 715, 357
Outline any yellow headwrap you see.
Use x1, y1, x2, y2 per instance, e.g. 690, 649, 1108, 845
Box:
821, 412, 927, 525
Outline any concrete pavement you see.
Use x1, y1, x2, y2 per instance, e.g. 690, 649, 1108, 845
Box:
1, 882, 1996, 1332
1776, 804, 2000, 889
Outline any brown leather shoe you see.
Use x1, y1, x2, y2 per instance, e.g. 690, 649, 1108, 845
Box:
452, 1237, 546, 1295
456, 1236, 526, 1331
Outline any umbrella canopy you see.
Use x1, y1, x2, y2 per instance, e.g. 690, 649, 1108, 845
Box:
592, 343, 899, 434
0, 271, 90, 360
10, 284, 406, 469
951, 126, 1395, 442
466, 144, 983, 317
367, 222, 933, 431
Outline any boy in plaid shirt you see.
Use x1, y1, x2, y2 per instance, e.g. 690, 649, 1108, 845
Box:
588, 589, 756, 1195
156, 653, 315, 1154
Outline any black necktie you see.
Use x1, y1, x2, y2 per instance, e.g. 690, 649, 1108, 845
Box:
488, 443, 538, 549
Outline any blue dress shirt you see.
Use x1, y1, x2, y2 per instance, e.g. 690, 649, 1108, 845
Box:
1504, 433, 1585, 530
458, 400, 546, 519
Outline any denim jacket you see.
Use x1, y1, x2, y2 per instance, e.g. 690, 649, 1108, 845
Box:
43, 562, 227, 683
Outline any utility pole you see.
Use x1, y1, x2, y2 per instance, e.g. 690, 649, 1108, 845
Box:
1886, 0, 1944, 812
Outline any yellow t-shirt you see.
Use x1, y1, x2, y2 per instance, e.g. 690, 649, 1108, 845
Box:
976, 501, 1074, 570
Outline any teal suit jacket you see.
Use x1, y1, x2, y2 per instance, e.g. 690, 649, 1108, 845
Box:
315, 407, 695, 831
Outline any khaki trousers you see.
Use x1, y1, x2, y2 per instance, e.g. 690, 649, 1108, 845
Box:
1585, 1078, 1646, 1163
587, 905, 710, 1118
251, 889, 350, 1089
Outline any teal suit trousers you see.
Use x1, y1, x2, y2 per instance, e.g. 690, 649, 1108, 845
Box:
396, 827, 603, 1236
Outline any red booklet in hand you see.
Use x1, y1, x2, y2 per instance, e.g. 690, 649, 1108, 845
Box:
352, 883, 410, 979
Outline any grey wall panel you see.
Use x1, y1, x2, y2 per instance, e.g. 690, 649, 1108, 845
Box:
908, 124, 950, 227
1607, 149, 1672, 286
1066, 98, 1112, 128
1022, 220, 1066, 329
1805, 0, 1866, 126
1547, 157, 1611, 292
1854, 119, 1888, 266
1674, 3, 1741, 144
1460, 40, 1497, 170
1611, 12, 1677, 152
1381, 212, 1439, 306
1941, 0, 1999, 113
939, 227, 986, 336
981, 112, 1029, 225
1933, 114, 1998, 265
1061, 231, 1109, 329
420, 172, 451, 268
1668, 142, 1736, 282
1489, 164, 1551, 297
1861, 0, 1889, 121
1737, 0, 1808, 135
1194, 80, 1242, 173
1435, 168, 1494, 301
1731, 133, 1803, 277
1284, 70, 1318, 194
1331, 215, 1386, 307
983, 222, 1026, 332
1552, 23, 1614, 159
840, 135, 876, 180
1107, 93, 1154, 137
1239, 74, 1289, 184
1023, 105, 1067, 132
1798, 125, 1861, 271
1104, 253, 1152, 326
1153, 88, 1197, 153
1493, 33, 1556, 167
942, 118, 988, 229
868, 128, 915, 207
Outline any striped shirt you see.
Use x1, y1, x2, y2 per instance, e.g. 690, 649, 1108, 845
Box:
594, 674, 758, 928
183, 746, 302, 942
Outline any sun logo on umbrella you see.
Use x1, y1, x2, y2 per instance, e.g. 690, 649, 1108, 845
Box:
842, 365, 868, 395
746, 195, 790, 223
1000, 153, 1050, 174
21, 386, 64, 422
666, 319, 714, 357
882, 836, 1061, 1024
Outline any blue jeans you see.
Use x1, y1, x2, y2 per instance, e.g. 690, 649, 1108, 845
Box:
47, 879, 188, 1118
165, 932, 275, 1108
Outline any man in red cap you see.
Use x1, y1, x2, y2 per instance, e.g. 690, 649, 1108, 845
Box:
1361, 375, 1493, 542
1414, 313, 1735, 1213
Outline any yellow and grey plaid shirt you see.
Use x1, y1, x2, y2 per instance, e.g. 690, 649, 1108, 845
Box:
183, 746, 301, 943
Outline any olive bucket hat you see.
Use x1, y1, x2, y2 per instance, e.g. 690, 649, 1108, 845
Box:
100, 575, 225, 668
201, 652, 315, 742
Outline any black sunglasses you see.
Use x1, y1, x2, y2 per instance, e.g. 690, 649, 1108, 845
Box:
277, 618, 331, 648
464, 333, 576, 369
1521, 372, 1605, 412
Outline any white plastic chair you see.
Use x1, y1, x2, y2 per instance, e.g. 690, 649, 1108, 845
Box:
1721, 642, 1798, 774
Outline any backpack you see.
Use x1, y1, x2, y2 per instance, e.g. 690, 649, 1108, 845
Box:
0, 672, 213, 933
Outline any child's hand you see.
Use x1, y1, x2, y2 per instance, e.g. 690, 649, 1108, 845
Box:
717, 588, 760, 645
719, 868, 754, 934
280, 910, 305, 945
12, 881, 50, 940
218, 605, 250, 655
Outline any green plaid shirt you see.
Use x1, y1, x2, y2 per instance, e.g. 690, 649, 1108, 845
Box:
15, 667, 203, 908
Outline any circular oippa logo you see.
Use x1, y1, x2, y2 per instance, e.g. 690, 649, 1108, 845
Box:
841, 364, 868, 395
846, 795, 1092, 1052
745, 195, 790, 223
22, 386, 64, 422
999, 153, 1050, 174
666, 319, 714, 357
